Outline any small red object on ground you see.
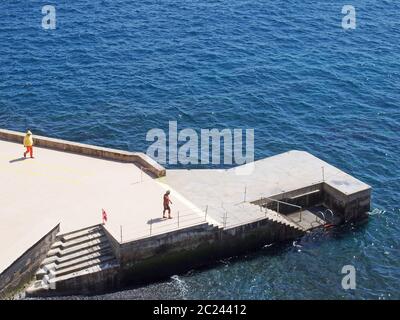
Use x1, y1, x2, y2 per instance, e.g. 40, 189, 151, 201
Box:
102, 209, 108, 224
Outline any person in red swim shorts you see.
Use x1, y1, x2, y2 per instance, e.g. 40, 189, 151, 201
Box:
163, 190, 172, 219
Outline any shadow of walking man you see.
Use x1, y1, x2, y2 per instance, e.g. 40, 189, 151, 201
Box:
9, 157, 27, 164
147, 217, 165, 225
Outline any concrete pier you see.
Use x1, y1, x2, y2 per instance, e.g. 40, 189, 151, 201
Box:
0, 129, 371, 298
165, 150, 371, 227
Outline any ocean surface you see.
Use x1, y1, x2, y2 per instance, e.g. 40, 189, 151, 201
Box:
0, 0, 399, 299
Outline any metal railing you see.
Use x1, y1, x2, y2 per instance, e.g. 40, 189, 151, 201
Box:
257, 197, 303, 223
115, 207, 209, 243
107, 190, 310, 244
317, 208, 334, 224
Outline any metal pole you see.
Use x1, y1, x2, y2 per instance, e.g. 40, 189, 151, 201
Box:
277, 201, 280, 214
244, 186, 247, 202
322, 166, 325, 182
265, 202, 267, 217
224, 211, 227, 228
205, 205, 208, 221
177, 211, 180, 228
120, 225, 123, 243
224, 211, 226, 228
150, 219, 152, 235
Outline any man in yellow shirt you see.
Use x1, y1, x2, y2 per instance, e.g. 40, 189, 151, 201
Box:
23, 130, 34, 158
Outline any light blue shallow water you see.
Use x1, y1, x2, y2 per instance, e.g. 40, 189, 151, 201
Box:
0, 0, 399, 299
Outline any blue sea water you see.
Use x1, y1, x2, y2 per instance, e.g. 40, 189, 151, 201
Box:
0, 0, 399, 299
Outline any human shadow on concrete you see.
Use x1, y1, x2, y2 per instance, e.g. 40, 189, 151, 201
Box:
147, 217, 167, 224
9, 157, 27, 164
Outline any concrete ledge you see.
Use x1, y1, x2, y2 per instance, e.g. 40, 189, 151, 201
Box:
101, 224, 121, 260
0, 128, 165, 177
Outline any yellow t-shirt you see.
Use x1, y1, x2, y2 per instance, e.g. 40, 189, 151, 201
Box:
23, 135, 33, 147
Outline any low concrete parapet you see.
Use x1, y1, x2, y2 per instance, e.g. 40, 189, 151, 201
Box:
0, 128, 165, 177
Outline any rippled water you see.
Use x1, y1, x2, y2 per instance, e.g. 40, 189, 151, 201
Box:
1, 0, 399, 299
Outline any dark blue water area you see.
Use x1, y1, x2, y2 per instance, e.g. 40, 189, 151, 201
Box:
0, 0, 399, 299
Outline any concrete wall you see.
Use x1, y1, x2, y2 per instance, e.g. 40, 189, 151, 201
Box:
47, 265, 120, 297
254, 183, 323, 214
0, 128, 165, 178
118, 223, 217, 263
0, 224, 60, 299
102, 224, 121, 260
253, 182, 371, 223
323, 183, 370, 222
345, 189, 371, 220
112, 219, 304, 287
282, 183, 324, 210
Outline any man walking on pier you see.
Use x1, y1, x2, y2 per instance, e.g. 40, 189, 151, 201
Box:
23, 130, 34, 158
163, 190, 172, 219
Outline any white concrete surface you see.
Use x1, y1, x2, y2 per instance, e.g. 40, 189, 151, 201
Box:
0, 140, 204, 274
164, 150, 371, 228
0, 142, 370, 275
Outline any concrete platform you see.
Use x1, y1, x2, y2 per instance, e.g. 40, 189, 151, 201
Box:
0, 140, 204, 274
286, 210, 325, 230
164, 150, 371, 228
0, 134, 371, 287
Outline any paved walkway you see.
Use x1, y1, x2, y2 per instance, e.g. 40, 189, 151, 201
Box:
0, 140, 204, 273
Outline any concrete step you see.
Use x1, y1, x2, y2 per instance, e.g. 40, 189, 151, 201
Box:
244, 201, 305, 231
268, 212, 302, 229
36, 245, 112, 280
35, 268, 47, 281
47, 236, 109, 258
60, 225, 102, 242
45, 248, 113, 272
54, 255, 117, 278
58, 224, 102, 238
49, 259, 120, 285
41, 243, 111, 267
27, 224, 119, 297
35, 263, 57, 281
27, 259, 120, 297
28, 279, 50, 292
50, 232, 105, 251
261, 210, 304, 232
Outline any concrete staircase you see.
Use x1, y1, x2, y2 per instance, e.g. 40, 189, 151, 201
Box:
260, 208, 306, 232
254, 205, 325, 233
26, 225, 119, 296
220, 201, 305, 233
238, 201, 328, 233
286, 209, 326, 231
